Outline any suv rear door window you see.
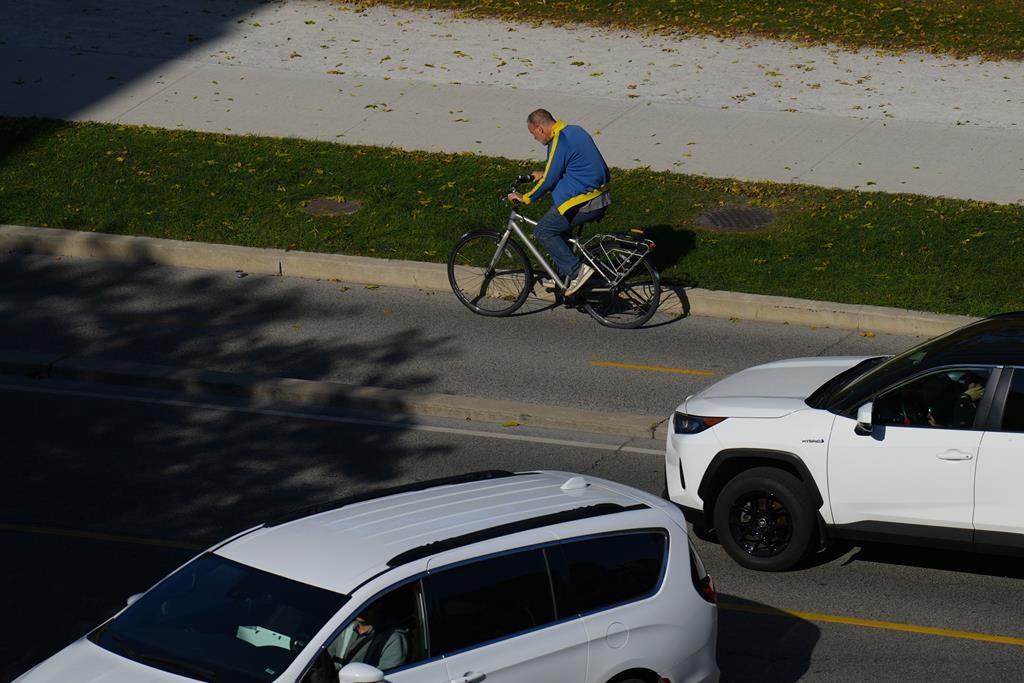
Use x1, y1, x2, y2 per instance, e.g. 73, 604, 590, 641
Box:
556, 531, 667, 615
423, 549, 555, 655
999, 369, 1024, 432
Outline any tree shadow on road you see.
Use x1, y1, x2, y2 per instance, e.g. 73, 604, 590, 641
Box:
0, 250, 462, 680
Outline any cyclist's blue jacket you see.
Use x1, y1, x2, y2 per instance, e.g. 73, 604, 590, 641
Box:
521, 121, 610, 215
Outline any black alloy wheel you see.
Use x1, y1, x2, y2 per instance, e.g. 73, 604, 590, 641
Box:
713, 467, 815, 571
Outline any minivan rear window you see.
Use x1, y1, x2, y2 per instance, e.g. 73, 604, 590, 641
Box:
423, 549, 555, 655
556, 531, 667, 615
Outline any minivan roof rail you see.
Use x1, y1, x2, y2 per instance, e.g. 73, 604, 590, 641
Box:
386, 502, 648, 568
265, 470, 520, 527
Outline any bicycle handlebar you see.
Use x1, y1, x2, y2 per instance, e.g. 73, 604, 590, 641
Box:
502, 175, 535, 205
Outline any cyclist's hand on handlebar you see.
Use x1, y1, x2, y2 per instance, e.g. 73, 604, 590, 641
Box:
513, 172, 541, 186
507, 191, 524, 204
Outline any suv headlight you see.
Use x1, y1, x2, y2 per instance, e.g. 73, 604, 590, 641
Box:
673, 412, 726, 434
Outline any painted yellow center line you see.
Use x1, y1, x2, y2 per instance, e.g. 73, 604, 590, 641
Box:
591, 360, 718, 377
719, 602, 1024, 647
0, 522, 204, 551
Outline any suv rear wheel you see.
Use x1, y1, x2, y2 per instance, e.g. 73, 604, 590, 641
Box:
713, 467, 814, 571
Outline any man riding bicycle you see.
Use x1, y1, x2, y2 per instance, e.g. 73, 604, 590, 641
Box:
507, 109, 611, 296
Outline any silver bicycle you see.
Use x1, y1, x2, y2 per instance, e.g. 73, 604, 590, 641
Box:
447, 176, 662, 329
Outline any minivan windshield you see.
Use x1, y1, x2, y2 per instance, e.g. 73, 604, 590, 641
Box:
90, 553, 348, 683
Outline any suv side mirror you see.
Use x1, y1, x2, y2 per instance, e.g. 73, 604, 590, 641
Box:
339, 663, 384, 683
855, 402, 874, 434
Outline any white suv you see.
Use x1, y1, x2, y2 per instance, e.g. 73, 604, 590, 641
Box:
665, 312, 1024, 571
17, 470, 719, 683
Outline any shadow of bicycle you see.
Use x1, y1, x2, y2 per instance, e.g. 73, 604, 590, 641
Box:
510, 268, 693, 330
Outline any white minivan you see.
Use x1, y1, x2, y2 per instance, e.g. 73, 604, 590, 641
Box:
16, 470, 719, 683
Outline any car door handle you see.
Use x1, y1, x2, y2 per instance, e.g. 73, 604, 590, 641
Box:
936, 450, 974, 461
450, 673, 486, 683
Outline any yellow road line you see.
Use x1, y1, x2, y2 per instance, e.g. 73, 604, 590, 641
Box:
0, 522, 204, 551
720, 602, 1024, 647
591, 360, 718, 377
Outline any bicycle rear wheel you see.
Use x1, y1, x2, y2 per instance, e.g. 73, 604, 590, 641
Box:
447, 230, 534, 316
582, 256, 661, 329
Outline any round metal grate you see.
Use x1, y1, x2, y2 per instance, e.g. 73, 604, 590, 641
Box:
697, 206, 775, 232
301, 198, 362, 216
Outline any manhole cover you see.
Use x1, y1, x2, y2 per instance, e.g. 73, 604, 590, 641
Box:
301, 198, 361, 216
697, 206, 774, 232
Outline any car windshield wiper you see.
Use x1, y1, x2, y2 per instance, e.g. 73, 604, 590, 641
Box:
104, 630, 219, 682
135, 653, 220, 683
806, 356, 885, 409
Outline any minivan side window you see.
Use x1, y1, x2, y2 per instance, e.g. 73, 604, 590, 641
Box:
999, 369, 1024, 432
423, 549, 555, 656
555, 531, 667, 616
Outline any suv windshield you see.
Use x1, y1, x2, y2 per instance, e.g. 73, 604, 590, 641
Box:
805, 356, 887, 409
90, 553, 347, 683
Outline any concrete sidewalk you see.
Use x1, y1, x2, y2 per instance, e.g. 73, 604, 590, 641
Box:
2, 0, 1023, 204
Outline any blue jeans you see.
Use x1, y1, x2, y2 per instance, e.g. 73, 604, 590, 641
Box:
534, 205, 606, 278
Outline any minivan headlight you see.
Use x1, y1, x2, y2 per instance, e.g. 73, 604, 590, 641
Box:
673, 412, 726, 434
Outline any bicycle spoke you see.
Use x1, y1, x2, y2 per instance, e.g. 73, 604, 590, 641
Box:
447, 231, 533, 316
581, 238, 661, 329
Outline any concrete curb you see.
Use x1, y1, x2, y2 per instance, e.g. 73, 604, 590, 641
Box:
2, 350, 668, 441
0, 224, 978, 337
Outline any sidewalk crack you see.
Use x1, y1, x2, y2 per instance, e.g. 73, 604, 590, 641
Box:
791, 118, 876, 182
112, 62, 206, 123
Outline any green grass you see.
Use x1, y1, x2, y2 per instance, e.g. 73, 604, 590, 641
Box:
357, 0, 1024, 60
2, 117, 1023, 316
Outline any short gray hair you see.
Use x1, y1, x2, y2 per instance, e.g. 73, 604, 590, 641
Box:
527, 109, 556, 126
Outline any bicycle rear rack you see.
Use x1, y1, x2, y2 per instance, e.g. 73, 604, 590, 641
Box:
579, 233, 653, 286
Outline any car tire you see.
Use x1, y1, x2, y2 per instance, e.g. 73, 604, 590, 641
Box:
713, 467, 815, 571
689, 517, 717, 542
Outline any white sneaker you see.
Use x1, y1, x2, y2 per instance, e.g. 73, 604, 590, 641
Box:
564, 264, 595, 296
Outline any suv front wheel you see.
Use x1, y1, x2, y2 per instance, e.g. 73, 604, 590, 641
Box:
713, 467, 814, 571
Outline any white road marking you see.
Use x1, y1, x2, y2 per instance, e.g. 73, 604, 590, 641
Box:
0, 381, 664, 455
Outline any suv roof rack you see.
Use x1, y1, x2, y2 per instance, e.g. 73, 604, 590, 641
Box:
265, 470, 519, 528
386, 502, 648, 568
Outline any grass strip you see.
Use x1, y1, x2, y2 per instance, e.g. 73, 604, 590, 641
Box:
2, 117, 1022, 317
356, 0, 1024, 60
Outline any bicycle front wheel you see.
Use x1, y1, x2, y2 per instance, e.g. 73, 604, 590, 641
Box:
582, 257, 662, 329
447, 230, 534, 316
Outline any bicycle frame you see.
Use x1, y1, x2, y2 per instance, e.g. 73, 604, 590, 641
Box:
495, 207, 647, 292
494, 208, 568, 290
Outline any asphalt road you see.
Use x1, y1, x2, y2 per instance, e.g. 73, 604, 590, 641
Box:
3, 379, 1023, 683
0, 252, 919, 417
